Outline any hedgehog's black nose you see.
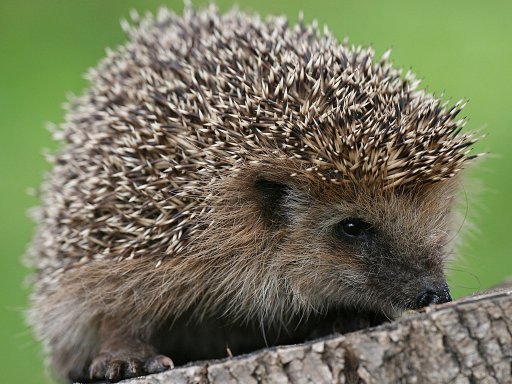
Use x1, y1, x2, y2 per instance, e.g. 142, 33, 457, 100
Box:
416, 282, 452, 308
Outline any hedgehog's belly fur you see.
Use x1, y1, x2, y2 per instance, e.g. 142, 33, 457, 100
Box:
153, 308, 387, 365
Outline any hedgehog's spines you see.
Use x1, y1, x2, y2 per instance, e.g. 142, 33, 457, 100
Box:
29, 5, 479, 276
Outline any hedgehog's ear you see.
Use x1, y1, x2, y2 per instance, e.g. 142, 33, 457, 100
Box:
253, 179, 289, 224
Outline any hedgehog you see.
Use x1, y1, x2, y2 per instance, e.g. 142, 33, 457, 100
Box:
27, 5, 479, 383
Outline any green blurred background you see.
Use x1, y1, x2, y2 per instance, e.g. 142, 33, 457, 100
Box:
1, 0, 510, 382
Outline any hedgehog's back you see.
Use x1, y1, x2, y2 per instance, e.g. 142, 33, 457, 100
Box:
29, 6, 475, 276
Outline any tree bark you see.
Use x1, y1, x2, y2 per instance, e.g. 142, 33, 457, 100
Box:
116, 287, 512, 384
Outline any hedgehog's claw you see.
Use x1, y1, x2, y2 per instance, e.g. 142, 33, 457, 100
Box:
105, 359, 124, 382
144, 355, 174, 374
88, 352, 172, 382
88, 352, 111, 381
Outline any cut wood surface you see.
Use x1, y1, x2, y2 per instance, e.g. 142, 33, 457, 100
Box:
106, 288, 512, 384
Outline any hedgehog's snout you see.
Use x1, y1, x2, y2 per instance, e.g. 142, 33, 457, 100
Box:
413, 281, 452, 309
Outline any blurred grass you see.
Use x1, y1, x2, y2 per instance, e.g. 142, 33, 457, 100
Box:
0, 0, 510, 382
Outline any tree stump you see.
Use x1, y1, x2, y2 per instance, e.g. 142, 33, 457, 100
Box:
107, 287, 512, 384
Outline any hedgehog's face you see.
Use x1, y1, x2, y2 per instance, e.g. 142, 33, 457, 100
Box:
252, 174, 457, 317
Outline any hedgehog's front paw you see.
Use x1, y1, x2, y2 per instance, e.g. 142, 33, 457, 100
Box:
88, 352, 173, 382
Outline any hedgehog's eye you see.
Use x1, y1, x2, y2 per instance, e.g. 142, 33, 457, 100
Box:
335, 218, 372, 239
